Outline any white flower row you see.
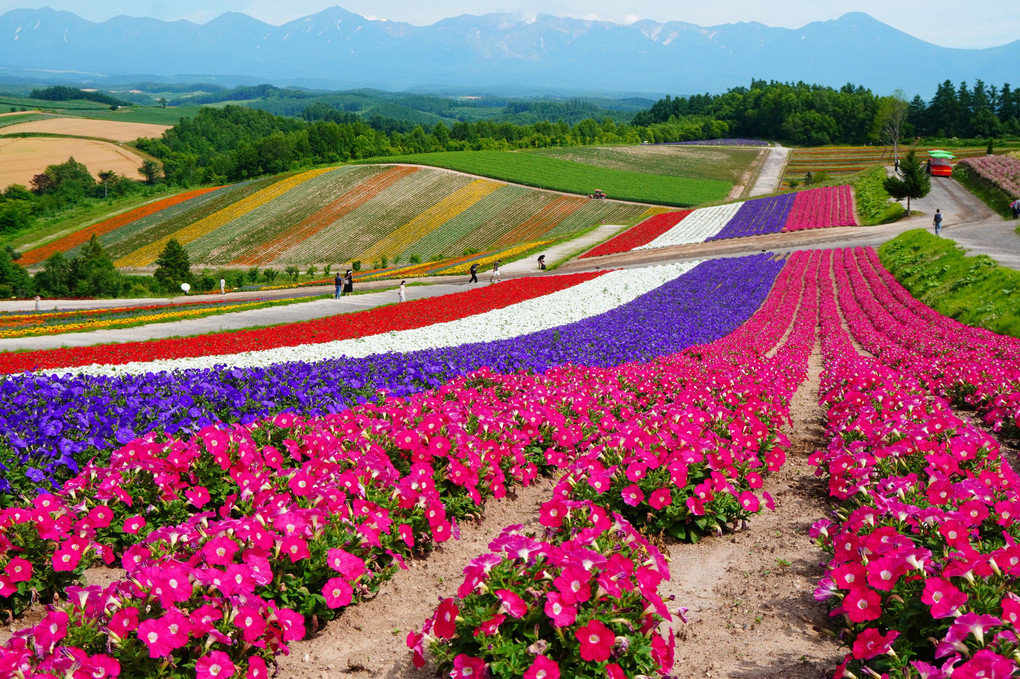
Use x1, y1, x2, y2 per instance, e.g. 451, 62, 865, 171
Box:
635, 203, 743, 250
53, 261, 701, 377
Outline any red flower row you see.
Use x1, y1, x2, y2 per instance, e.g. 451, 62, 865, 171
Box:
0, 272, 604, 374
580, 211, 691, 258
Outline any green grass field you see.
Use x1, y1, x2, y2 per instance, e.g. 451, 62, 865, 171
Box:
878, 229, 1020, 338
365, 150, 732, 207
530, 145, 760, 183
0, 93, 198, 126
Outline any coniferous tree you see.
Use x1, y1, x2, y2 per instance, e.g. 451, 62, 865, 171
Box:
883, 150, 931, 214
153, 238, 193, 292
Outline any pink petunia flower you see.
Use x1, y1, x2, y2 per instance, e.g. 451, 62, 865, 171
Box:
648, 488, 672, 510
851, 627, 899, 659
739, 491, 760, 513
951, 649, 1016, 679
494, 589, 528, 619
576, 619, 615, 662
196, 650, 236, 679
553, 567, 592, 605
4, 556, 32, 583
450, 654, 487, 678
922, 577, 968, 619
621, 484, 645, 507
234, 605, 268, 643
123, 515, 146, 534
843, 586, 882, 623
524, 655, 560, 679
326, 548, 366, 580
433, 598, 459, 639
245, 656, 269, 679
544, 592, 577, 628
473, 613, 506, 637
322, 577, 354, 609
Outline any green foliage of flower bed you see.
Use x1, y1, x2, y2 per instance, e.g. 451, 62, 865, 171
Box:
851, 167, 905, 225
878, 229, 1020, 337
366, 151, 731, 207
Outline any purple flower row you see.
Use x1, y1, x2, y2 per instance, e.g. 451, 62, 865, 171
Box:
707, 193, 796, 240
0, 255, 785, 498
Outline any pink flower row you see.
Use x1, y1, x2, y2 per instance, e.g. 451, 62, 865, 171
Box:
809, 248, 1020, 679
783, 185, 857, 231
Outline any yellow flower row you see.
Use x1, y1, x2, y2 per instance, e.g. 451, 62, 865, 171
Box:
0, 300, 269, 339
115, 168, 336, 268
356, 179, 503, 264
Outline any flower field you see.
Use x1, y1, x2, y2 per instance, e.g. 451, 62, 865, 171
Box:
1, 241, 1018, 679
26, 165, 655, 271
585, 186, 856, 257
957, 154, 1020, 198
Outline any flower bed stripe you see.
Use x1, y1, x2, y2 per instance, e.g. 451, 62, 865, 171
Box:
636, 203, 743, 249
114, 168, 336, 267
783, 185, 856, 231
230, 165, 420, 266
492, 195, 587, 247
706, 193, 796, 240
580, 210, 691, 258
18, 187, 221, 266
357, 179, 504, 263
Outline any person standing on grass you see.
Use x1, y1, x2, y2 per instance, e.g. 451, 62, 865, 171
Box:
398, 280, 406, 303
933, 208, 943, 236
334, 271, 343, 299
490, 260, 501, 283
469, 262, 479, 284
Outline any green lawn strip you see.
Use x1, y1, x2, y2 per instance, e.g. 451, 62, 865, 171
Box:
878, 229, 1020, 338
69, 107, 201, 125
0, 113, 56, 129
6, 295, 330, 338
362, 151, 730, 206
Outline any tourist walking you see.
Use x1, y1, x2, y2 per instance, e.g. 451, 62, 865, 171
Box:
490, 259, 501, 283
220, 278, 226, 295
469, 262, 479, 284
334, 271, 343, 299
933, 208, 943, 236
343, 270, 354, 296
538, 254, 546, 270
398, 280, 406, 302
1011, 198, 1020, 219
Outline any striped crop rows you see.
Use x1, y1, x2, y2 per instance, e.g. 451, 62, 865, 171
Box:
56, 165, 659, 271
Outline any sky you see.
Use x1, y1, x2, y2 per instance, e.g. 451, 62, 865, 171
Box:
1, 1, 1018, 49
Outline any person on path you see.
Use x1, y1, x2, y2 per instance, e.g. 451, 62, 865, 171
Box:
334, 272, 343, 299
933, 208, 944, 236
490, 259, 501, 283
469, 262, 479, 284
398, 280, 406, 303
894, 157, 900, 173
1011, 198, 1020, 219
538, 254, 546, 270
343, 270, 354, 297
220, 278, 226, 295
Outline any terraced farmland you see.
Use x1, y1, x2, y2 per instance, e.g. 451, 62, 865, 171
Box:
20, 165, 657, 271
781, 145, 990, 187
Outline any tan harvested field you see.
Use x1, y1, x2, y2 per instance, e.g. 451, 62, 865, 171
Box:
0, 116, 169, 141
0, 137, 147, 188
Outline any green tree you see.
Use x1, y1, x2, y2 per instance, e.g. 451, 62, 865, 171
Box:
246, 266, 260, 285
0, 247, 33, 297
153, 238, 193, 291
874, 90, 909, 162
97, 170, 117, 199
262, 268, 277, 284
35, 252, 72, 296
285, 265, 300, 281
70, 234, 124, 297
883, 150, 930, 214
138, 159, 163, 185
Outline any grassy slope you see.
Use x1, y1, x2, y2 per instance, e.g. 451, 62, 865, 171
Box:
366, 150, 731, 207
878, 229, 1020, 337
529, 146, 759, 183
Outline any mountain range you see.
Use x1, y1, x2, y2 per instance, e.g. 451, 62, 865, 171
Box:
2, 6, 1018, 96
